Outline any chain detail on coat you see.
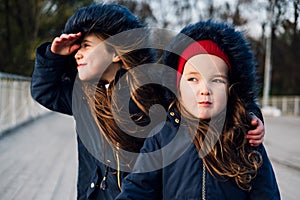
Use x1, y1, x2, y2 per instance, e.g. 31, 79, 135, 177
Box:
202, 162, 206, 200
116, 148, 122, 191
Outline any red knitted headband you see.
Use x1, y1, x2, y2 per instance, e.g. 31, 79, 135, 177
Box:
177, 40, 231, 86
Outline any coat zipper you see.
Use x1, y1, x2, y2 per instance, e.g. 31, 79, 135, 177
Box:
202, 162, 206, 200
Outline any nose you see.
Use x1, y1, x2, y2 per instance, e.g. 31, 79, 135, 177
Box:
74, 50, 83, 60
199, 81, 210, 95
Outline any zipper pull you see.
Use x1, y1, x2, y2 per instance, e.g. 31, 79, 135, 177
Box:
100, 176, 107, 190
100, 160, 110, 190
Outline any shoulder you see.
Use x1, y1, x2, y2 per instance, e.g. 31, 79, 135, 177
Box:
152, 108, 181, 137
142, 108, 185, 151
166, 107, 181, 127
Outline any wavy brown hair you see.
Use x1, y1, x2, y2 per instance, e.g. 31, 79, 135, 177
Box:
175, 83, 262, 191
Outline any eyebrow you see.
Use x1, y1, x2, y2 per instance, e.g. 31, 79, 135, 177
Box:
185, 72, 199, 75
214, 74, 228, 79
185, 72, 228, 78
81, 39, 91, 43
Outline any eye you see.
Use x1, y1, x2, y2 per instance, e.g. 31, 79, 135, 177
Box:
212, 78, 227, 84
82, 43, 89, 48
80, 42, 91, 48
187, 77, 198, 82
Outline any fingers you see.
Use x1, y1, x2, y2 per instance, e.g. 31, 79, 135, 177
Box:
60, 32, 82, 40
54, 32, 82, 44
247, 113, 265, 146
248, 138, 264, 147
247, 134, 264, 146
51, 32, 82, 55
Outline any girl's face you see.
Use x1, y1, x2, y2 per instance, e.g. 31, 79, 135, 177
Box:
75, 33, 120, 82
179, 54, 229, 119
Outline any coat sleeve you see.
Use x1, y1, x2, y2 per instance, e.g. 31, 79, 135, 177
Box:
116, 133, 163, 200
246, 101, 264, 124
249, 145, 281, 199
30, 42, 77, 115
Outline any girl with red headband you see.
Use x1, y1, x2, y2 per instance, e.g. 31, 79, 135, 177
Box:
116, 20, 280, 199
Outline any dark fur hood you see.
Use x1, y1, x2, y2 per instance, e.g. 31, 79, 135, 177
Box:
163, 20, 259, 105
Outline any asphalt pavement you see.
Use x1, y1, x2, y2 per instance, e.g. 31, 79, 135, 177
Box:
264, 115, 300, 200
0, 113, 77, 200
0, 112, 299, 199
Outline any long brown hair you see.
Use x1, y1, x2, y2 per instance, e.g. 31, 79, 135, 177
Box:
66, 4, 158, 163
175, 83, 262, 191
86, 48, 157, 152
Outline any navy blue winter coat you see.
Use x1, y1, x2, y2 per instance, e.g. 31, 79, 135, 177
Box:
116, 110, 280, 200
31, 42, 266, 200
31, 43, 126, 200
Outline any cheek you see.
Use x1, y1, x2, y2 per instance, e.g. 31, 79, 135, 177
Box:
179, 83, 196, 102
179, 89, 198, 113
90, 56, 113, 73
214, 87, 228, 109
89, 47, 113, 67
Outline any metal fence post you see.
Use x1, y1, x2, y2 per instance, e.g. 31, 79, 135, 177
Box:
295, 97, 299, 116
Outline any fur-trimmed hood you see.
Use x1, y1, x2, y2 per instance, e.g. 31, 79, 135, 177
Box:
163, 20, 259, 105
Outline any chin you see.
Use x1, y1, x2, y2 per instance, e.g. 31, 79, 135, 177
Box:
198, 115, 212, 120
78, 76, 87, 81
78, 74, 93, 82
196, 111, 212, 120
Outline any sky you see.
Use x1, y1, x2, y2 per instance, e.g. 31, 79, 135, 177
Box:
98, 0, 298, 39
145, 0, 271, 38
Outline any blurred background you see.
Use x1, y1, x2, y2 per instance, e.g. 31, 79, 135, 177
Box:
0, 1, 299, 199
1, 0, 299, 94
1, 0, 300, 133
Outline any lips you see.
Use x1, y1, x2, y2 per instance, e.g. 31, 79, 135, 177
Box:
198, 101, 212, 106
77, 63, 86, 68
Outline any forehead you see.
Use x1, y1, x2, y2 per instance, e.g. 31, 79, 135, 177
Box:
82, 33, 103, 42
183, 54, 228, 75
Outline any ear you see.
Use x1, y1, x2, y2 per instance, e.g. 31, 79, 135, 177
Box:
112, 54, 121, 63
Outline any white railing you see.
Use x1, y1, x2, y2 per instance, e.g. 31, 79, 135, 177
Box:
258, 96, 300, 116
0, 72, 49, 135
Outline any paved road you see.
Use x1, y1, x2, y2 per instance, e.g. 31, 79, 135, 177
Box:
264, 116, 300, 200
0, 113, 299, 199
0, 113, 77, 200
